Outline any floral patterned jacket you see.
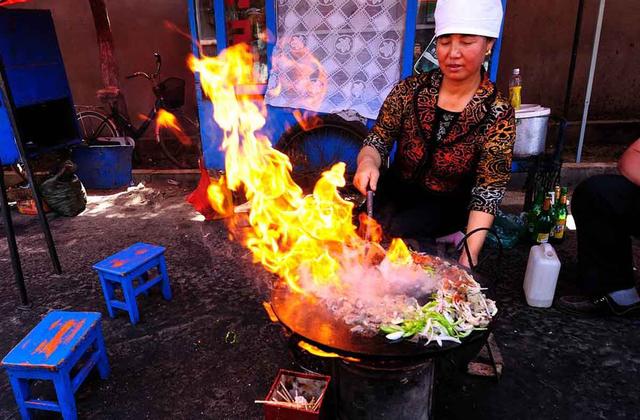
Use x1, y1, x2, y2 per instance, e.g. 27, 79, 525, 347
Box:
363, 68, 516, 215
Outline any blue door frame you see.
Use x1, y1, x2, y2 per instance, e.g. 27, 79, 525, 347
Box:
188, 0, 507, 170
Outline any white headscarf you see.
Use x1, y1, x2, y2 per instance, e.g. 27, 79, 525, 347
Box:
434, 0, 504, 39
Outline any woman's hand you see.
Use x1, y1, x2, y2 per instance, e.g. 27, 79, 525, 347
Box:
354, 160, 380, 195
354, 146, 383, 195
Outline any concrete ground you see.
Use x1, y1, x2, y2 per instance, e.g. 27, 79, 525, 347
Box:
0, 182, 639, 419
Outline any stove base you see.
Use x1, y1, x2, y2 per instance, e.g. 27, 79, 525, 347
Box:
336, 358, 434, 420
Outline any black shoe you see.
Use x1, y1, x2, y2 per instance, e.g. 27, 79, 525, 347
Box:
557, 295, 640, 317
556, 295, 612, 317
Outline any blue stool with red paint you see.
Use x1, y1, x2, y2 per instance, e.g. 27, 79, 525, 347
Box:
1, 311, 110, 420
93, 242, 172, 325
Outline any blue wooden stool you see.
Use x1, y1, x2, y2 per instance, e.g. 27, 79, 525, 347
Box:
1, 311, 110, 420
93, 242, 172, 325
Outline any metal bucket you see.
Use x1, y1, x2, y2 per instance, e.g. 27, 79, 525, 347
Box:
513, 104, 551, 157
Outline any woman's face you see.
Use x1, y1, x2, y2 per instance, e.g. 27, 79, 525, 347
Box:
436, 34, 494, 81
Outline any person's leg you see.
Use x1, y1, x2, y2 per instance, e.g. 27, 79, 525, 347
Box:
572, 174, 639, 295
559, 174, 640, 316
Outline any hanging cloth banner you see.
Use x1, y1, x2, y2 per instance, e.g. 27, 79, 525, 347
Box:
264, 0, 407, 120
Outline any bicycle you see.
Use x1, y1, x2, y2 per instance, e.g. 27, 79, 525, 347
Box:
76, 53, 200, 168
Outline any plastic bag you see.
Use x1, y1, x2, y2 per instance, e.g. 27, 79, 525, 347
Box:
40, 161, 87, 217
486, 209, 527, 249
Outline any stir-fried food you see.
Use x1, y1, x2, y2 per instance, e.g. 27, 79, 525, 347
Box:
324, 253, 497, 347
382, 254, 497, 346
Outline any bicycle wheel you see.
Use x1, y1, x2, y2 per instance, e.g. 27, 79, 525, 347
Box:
276, 114, 368, 188
76, 110, 119, 143
156, 109, 200, 169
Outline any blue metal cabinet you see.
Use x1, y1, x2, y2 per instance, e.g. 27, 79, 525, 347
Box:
0, 95, 19, 165
188, 0, 506, 170
0, 8, 80, 163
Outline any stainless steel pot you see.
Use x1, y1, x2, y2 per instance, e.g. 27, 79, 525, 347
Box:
513, 104, 551, 157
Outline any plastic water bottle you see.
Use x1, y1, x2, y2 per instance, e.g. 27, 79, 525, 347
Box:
509, 68, 522, 110
523, 243, 561, 308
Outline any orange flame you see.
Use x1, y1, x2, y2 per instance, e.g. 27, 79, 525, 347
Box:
190, 43, 409, 295
262, 301, 279, 322
156, 109, 192, 145
292, 110, 323, 131
357, 213, 382, 243
163, 20, 195, 43
206, 174, 234, 218
266, 36, 328, 111
386, 238, 413, 266
298, 341, 360, 362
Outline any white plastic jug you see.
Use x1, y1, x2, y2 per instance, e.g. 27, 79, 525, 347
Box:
523, 243, 561, 308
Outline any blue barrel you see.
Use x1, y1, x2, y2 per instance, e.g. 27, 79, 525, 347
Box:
72, 145, 133, 189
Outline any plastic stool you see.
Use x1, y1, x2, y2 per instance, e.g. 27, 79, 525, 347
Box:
93, 242, 172, 325
1, 311, 109, 420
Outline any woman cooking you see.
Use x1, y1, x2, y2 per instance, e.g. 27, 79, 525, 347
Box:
353, 0, 515, 268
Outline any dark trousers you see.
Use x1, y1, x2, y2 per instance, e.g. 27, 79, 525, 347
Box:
373, 171, 469, 241
572, 174, 640, 295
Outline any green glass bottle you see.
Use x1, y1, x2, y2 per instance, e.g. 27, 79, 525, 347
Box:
551, 187, 568, 243
534, 195, 553, 244
527, 190, 544, 242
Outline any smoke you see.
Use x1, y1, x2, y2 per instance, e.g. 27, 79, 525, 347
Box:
297, 246, 439, 305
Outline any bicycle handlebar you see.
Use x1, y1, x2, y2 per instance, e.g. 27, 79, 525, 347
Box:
154, 53, 162, 78
125, 53, 163, 81
126, 71, 152, 80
